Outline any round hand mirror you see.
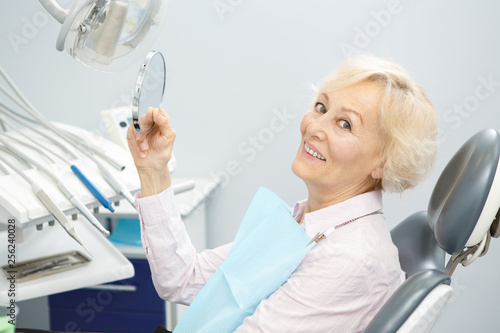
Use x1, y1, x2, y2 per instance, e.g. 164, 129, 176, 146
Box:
132, 50, 166, 133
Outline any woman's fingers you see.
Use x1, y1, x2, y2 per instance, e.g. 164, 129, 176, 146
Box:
139, 107, 155, 133
152, 108, 171, 132
136, 131, 148, 152
126, 124, 147, 159
147, 108, 176, 146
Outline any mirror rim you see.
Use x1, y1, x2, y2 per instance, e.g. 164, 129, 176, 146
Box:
132, 50, 166, 133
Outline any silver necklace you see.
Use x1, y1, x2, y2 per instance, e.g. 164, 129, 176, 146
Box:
306, 210, 382, 247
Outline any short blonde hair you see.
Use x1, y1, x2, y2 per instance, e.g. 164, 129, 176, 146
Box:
318, 55, 438, 192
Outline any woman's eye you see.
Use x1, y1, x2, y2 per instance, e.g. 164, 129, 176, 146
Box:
315, 102, 326, 114
339, 119, 351, 130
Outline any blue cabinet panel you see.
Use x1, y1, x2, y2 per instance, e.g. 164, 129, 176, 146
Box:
50, 308, 164, 333
49, 259, 166, 332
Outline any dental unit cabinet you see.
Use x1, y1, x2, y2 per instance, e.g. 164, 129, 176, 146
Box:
0, 121, 219, 330
0, 123, 139, 302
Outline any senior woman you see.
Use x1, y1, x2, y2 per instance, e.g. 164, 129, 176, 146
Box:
127, 55, 438, 332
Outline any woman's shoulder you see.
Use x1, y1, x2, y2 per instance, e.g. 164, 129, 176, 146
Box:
318, 215, 401, 271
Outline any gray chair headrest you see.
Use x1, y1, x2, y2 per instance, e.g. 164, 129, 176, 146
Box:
428, 129, 500, 255
391, 211, 445, 277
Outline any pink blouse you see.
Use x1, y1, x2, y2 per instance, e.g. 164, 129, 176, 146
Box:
136, 187, 404, 332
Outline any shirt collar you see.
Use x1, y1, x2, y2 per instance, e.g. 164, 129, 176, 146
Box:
292, 190, 383, 239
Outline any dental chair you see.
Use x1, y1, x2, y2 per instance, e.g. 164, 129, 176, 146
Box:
365, 128, 500, 333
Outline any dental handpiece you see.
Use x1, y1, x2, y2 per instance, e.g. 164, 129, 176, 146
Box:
71, 165, 115, 213
58, 182, 111, 237
32, 182, 92, 257
103, 168, 136, 208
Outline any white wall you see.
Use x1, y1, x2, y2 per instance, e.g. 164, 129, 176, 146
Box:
1, 0, 499, 331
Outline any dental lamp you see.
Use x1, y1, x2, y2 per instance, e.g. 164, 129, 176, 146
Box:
38, 0, 168, 72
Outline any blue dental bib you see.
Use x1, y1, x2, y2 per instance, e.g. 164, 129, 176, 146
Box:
173, 187, 313, 332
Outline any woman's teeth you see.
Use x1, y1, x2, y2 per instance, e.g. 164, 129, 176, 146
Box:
304, 143, 326, 161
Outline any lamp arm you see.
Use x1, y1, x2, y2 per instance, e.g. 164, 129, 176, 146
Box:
38, 0, 68, 23
55, 0, 95, 51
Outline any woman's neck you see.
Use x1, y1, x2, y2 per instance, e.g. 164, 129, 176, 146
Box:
304, 180, 376, 215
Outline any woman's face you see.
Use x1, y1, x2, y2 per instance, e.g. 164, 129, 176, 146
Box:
291, 80, 384, 198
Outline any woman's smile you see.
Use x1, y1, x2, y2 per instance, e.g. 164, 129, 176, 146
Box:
303, 141, 326, 161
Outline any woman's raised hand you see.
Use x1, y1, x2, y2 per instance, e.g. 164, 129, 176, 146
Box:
127, 107, 176, 196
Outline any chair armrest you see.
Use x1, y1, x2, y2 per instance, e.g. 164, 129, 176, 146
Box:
364, 269, 451, 333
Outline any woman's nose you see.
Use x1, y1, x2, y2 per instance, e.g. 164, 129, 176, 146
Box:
306, 116, 328, 141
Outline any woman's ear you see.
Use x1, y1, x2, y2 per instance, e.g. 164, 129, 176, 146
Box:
371, 162, 384, 180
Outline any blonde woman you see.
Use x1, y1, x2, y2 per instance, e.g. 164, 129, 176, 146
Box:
128, 55, 438, 332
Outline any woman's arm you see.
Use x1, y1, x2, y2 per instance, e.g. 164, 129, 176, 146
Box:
136, 186, 231, 304
127, 108, 231, 304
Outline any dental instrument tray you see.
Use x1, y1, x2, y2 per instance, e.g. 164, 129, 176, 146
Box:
2, 251, 90, 283
0, 122, 140, 229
